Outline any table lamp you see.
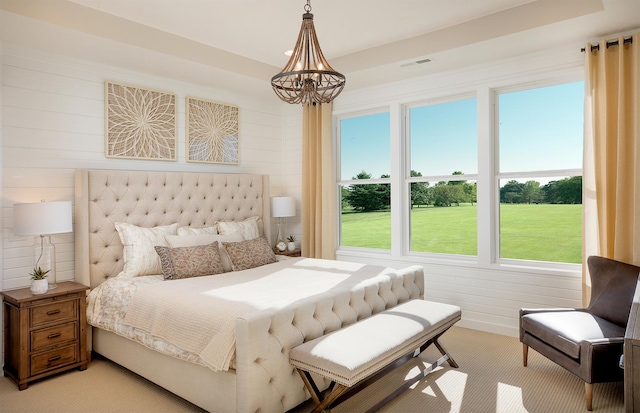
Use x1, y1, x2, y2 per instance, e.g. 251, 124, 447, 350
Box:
13, 200, 73, 290
271, 196, 296, 251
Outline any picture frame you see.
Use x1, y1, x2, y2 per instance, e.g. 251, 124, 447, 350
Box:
186, 96, 239, 164
105, 81, 177, 161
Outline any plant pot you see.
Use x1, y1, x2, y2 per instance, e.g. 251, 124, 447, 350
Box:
287, 242, 296, 251
30, 279, 48, 295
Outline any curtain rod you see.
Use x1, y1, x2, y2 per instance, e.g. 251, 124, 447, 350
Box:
581, 36, 633, 52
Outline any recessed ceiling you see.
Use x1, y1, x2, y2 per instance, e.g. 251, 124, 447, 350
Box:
0, 0, 638, 97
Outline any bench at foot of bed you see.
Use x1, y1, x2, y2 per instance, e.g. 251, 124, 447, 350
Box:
289, 299, 462, 413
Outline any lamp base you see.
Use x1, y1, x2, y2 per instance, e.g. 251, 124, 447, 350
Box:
34, 235, 57, 291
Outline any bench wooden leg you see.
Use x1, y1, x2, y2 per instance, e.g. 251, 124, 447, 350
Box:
434, 338, 458, 368
523, 344, 528, 367
297, 332, 459, 413
297, 369, 348, 413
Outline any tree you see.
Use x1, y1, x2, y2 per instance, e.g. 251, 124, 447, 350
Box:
432, 182, 466, 207
543, 176, 582, 204
449, 171, 465, 186
340, 186, 351, 210
521, 180, 542, 204
500, 180, 524, 203
410, 170, 430, 208
463, 182, 477, 205
343, 171, 389, 212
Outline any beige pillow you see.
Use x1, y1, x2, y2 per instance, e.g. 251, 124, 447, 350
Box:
216, 216, 260, 240
177, 225, 218, 236
222, 236, 277, 271
154, 243, 224, 280
165, 233, 244, 272
115, 222, 179, 277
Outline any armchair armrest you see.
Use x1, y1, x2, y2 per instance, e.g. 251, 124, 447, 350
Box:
580, 337, 625, 383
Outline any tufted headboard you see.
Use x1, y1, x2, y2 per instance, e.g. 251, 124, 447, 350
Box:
75, 169, 271, 289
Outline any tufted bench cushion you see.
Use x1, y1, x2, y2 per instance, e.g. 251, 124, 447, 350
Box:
290, 299, 461, 412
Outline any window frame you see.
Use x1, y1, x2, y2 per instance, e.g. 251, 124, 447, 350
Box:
493, 80, 583, 268
404, 93, 479, 258
336, 108, 392, 252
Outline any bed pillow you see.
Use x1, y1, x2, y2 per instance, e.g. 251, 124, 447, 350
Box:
115, 222, 179, 277
216, 216, 260, 240
177, 225, 218, 236
165, 233, 244, 272
154, 243, 224, 280
222, 235, 277, 271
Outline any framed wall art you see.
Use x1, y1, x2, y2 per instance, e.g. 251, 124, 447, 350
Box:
105, 81, 177, 161
186, 97, 239, 164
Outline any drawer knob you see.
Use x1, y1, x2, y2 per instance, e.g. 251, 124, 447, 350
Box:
48, 333, 62, 339
48, 355, 61, 363
47, 309, 61, 316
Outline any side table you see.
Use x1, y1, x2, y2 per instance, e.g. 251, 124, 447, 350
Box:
274, 248, 302, 257
2, 281, 89, 390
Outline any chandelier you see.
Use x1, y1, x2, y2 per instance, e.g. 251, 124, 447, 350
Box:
271, 0, 346, 105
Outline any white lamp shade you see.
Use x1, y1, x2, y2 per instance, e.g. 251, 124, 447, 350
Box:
13, 201, 73, 236
271, 197, 296, 218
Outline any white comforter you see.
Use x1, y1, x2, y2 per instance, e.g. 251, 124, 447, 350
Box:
87, 258, 409, 372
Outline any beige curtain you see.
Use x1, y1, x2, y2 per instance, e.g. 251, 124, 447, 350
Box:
302, 102, 335, 259
583, 32, 639, 304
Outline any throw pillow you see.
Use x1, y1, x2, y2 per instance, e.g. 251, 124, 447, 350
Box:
216, 216, 260, 240
154, 243, 224, 280
115, 222, 179, 277
222, 235, 277, 271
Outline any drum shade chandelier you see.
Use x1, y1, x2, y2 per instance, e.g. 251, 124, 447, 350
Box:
271, 0, 346, 105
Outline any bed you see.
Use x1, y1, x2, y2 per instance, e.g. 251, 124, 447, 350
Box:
74, 169, 424, 413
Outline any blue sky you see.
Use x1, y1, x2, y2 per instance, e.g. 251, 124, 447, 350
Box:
339, 81, 584, 181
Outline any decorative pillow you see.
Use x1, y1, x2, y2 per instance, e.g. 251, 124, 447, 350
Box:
165, 233, 244, 272
115, 222, 179, 277
154, 243, 224, 280
177, 225, 218, 236
222, 235, 277, 271
216, 216, 260, 240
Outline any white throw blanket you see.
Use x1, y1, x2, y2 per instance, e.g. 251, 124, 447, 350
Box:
123, 258, 402, 371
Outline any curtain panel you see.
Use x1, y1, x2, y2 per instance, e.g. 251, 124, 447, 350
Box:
583, 32, 639, 304
302, 102, 335, 259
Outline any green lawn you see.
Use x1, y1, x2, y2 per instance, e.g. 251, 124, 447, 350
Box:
341, 203, 582, 263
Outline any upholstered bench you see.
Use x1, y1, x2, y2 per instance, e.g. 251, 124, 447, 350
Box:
290, 299, 461, 413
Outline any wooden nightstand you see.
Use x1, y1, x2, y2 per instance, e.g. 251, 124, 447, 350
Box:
274, 248, 302, 257
2, 281, 89, 390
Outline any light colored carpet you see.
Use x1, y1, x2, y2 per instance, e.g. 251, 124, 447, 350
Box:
0, 327, 624, 413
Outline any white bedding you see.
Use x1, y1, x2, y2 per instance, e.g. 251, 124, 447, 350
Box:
88, 257, 412, 372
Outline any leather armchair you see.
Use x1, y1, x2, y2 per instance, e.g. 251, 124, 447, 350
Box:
520, 256, 640, 410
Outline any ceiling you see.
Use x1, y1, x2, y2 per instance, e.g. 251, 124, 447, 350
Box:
0, 0, 638, 99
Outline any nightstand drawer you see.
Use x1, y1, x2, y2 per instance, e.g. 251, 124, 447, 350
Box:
31, 300, 76, 327
31, 322, 78, 351
30, 344, 77, 376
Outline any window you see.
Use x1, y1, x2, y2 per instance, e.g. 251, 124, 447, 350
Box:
408, 97, 478, 255
338, 111, 391, 249
497, 81, 584, 263
335, 79, 583, 266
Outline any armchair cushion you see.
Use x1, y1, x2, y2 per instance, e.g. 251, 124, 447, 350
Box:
521, 311, 625, 359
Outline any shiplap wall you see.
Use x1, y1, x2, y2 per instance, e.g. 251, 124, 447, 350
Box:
331, 45, 587, 337
1, 44, 286, 291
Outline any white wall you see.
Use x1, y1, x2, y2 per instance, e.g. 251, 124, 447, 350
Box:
331, 45, 586, 337
1, 44, 286, 291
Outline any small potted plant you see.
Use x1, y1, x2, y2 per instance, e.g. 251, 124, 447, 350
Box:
30, 266, 50, 295
286, 235, 297, 251
287, 235, 296, 251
